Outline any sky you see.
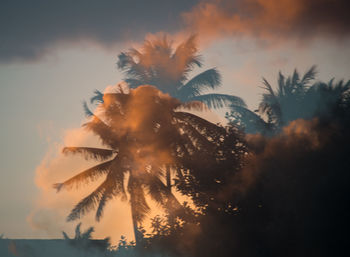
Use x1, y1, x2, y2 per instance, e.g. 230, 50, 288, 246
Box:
0, 0, 349, 243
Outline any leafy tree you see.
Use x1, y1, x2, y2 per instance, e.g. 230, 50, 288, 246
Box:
55, 85, 226, 244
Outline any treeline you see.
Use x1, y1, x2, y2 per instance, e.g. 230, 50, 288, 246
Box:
51, 36, 350, 257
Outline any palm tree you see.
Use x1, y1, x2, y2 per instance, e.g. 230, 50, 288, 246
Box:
228, 66, 350, 135
116, 35, 245, 109
258, 66, 317, 128
62, 223, 110, 251
62, 223, 94, 241
114, 35, 245, 193
228, 66, 318, 134
55, 85, 227, 244
302, 79, 350, 120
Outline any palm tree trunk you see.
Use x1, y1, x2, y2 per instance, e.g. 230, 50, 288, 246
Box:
130, 197, 141, 246
166, 164, 171, 193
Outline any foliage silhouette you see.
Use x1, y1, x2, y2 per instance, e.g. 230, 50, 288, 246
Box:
55, 85, 227, 244
116, 35, 246, 109
164, 76, 350, 257
50, 63, 350, 257
228, 66, 350, 135
62, 223, 110, 252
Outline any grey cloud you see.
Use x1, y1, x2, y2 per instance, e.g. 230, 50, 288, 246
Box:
0, 0, 198, 63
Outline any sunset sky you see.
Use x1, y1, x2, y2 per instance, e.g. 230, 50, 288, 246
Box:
1, 0, 349, 243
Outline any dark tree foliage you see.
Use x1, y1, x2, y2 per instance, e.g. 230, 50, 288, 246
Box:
142, 75, 350, 257
116, 35, 246, 109
55, 85, 229, 245
52, 63, 350, 257
227, 66, 350, 135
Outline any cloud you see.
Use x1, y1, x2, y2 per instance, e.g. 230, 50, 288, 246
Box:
3, 0, 350, 63
0, 0, 198, 63
183, 0, 350, 44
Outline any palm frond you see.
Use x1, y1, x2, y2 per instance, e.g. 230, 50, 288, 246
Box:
117, 52, 149, 82
53, 160, 112, 192
291, 69, 300, 87
90, 90, 104, 104
173, 123, 197, 155
83, 101, 94, 117
174, 111, 225, 135
83, 115, 120, 148
301, 65, 317, 85
145, 172, 189, 219
277, 72, 285, 96
189, 93, 246, 109
67, 175, 112, 221
229, 105, 270, 134
75, 223, 82, 238
95, 192, 110, 222
173, 35, 202, 70
62, 231, 70, 240
81, 227, 94, 240
179, 101, 208, 111
96, 159, 127, 221
177, 121, 215, 150
117, 52, 135, 70
62, 147, 116, 161
262, 77, 276, 97
180, 68, 221, 98
125, 78, 143, 89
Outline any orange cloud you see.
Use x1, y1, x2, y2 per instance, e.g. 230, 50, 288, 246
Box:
182, 0, 350, 44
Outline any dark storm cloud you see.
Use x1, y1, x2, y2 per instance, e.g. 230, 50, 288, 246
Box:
183, 0, 350, 43
0, 0, 198, 63
2, 0, 350, 63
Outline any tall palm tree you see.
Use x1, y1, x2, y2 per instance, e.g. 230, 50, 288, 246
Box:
55, 85, 226, 244
116, 35, 246, 109
115, 35, 245, 192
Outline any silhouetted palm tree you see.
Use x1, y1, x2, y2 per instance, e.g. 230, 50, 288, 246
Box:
229, 66, 350, 135
228, 66, 318, 134
62, 223, 110, 251
258, 66, 317, 128
116, 35, 245, 193
302, 79, 350, 119
62, 223, 94, 241
55, 85, 226, 244
117, 35, 245, 109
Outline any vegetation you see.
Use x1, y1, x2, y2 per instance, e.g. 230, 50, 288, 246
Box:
55, 84, 232, 244
48, 38, 350, 257
91, 35, 245, 109
227, 66, 350, 135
